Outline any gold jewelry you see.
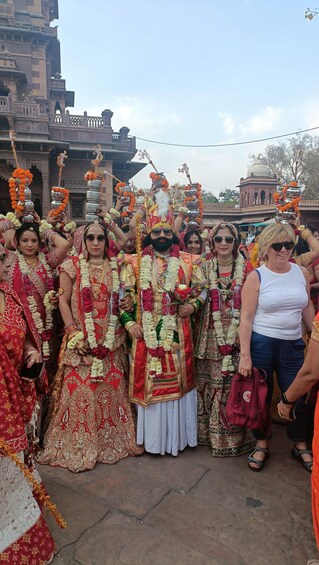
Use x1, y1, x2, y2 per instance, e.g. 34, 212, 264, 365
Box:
217, 256, 234, 267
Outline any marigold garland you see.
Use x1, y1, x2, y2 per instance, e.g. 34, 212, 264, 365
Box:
149, 172, 169, 191
114, 181, 136, 217
84, 170, 98, 181
9, 168, 33, 212
183, 183, 203, 224
274, 182, 301, 216
50, 186, 69, 218
0, 438, 66, 529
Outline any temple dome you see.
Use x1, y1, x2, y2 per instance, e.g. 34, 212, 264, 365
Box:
247, 160, 272, 178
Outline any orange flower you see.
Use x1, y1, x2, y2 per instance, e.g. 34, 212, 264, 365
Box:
50, 187, 69, 217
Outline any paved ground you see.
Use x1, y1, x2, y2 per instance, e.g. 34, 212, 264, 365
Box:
39, 424, 317, 565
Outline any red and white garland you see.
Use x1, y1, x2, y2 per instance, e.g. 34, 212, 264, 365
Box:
78, 254, 120, 381
209, 254, 245, 375
140, 245, 180, 376
17, 253, 55, 360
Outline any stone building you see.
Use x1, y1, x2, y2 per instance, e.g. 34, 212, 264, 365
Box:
202, 159, 319, 230
0, 0, 144, 220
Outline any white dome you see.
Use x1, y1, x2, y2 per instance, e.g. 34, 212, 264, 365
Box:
247, 160, 272, 178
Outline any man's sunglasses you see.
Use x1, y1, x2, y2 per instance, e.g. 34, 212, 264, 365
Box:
271, 241, 294, 251
152, 228, 172, 236
213, 235, 235, 244
84, 234, 106, 242
0, 253, 7, 263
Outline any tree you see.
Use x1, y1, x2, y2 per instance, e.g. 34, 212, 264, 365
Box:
202, 190, 218, 203
218, 188, 240, 204
249, 134, 319, 200
305, 8, 319, 21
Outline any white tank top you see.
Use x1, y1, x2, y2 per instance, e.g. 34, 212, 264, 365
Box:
252, 263, 308, 340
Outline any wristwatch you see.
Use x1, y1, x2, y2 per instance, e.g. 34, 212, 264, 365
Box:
281, 391, 294, 405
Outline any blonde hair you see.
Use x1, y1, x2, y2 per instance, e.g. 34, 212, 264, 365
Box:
258, 223, 295, 261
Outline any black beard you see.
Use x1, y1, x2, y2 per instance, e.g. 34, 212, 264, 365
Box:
152, 238, 173, 252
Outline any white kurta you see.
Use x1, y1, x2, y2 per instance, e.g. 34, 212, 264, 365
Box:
136, 389, 197, 456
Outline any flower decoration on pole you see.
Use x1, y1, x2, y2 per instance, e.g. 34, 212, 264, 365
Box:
85, 145, 104, 222
178, 163, 203, 228
50, 152, 69, 219
273, 149, 302, 225
8, 130, 34, 222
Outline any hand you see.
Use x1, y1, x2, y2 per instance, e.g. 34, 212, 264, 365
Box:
32, 211, 42, 225
76, 340, 89, 355
15, 209, 24, 220
128, 323, 143, 340
277, 400, 294, 422
238, 354, 252, 377
115, 196, 125, 211
50, 292, 59, 306
120, 295, 134, 312
25, 350, 42, 368
178, 303, 195, 318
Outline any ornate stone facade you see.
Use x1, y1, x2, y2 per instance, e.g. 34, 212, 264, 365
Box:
0, 0, 144, 218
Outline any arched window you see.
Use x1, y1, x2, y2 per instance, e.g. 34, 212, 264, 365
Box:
254, 192, 258, 205
260, 190, 266, 205
268, 192, 272, 204
34, 197, 42, 218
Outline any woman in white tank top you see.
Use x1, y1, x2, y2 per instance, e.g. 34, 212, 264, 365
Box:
239, 223, 315, 472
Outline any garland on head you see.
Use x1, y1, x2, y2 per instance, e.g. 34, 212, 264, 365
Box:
140, 244, 180, 376
209, 254, 245, 376
17, 253, 55, 360
78, 253, 120, 382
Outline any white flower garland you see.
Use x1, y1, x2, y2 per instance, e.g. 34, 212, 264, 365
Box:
209, 254, 245, 374
79, 254, 120, 380
140, 252, 179, 375
17, 252, 54, 360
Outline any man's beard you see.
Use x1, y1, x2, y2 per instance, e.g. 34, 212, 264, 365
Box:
152, 238, 173, 252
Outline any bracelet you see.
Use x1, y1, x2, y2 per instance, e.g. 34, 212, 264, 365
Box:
65, 323, 78, 334
281, 391, 294, 405
109, 208, 121, 219
107, 220, 117, 232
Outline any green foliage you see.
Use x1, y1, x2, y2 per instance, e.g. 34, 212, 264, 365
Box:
249, 134, 319, 200
218, 188, 240, 204
202, 190, 218, 203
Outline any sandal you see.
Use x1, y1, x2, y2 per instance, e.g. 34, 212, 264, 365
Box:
248, 447, 270, 472
291, 445, 313, 472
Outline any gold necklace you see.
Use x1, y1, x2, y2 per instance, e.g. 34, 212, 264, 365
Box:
217, 256, 234, 267
89, 261, 108, 298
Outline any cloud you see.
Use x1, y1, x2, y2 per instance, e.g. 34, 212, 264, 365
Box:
218, 106, 284, 138
82, 97, 181, 138
301, 97, 319, 129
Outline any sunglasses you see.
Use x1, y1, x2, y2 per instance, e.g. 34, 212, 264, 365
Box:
152, 228, 172, 236
271, 241, 294, 251
213, 235, 235, 244
84, 234, 106, 242
0, 253, 6, 263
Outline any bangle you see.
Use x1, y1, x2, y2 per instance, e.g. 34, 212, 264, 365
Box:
109, 208, 121, 219
281, 391, 294, 405
25, 349, 38, 357
107, 220, 116, 232
65, 323, 77, 334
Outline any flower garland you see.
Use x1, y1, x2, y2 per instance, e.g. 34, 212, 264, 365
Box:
78, 254, 120, 381
183, 183, 203, 224
209, 253, 245, 375
9, 168, 33, 212
274, 181, 301, 216
150, 172, 169, 191
17, 253, 54, 360
50, 186, 69, 218
114, 181, 136, 218
140, 245, 180, 376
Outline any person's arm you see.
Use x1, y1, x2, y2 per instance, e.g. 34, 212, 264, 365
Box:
238, 271, 260, 376
174, 208, 188, 235
297, 227, 319, 267
129, 208, 145, 240
59, 270, 87, 354
300, 266, 315, 331
277, 336, 319, 420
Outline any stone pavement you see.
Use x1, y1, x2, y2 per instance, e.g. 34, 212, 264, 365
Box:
39, 424, 318, 565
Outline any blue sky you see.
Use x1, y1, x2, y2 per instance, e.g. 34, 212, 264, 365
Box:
56, 0, 319, 196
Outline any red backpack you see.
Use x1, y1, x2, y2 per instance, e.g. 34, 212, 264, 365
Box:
226, 368, 269, 432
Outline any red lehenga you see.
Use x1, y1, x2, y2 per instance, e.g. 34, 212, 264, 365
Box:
38, 257, 142, 473
0, 282, 56, 564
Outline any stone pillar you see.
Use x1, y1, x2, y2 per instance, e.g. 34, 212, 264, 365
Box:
101, 109, 113, 128
119, 126, 129, 141
39, 158, 50, 215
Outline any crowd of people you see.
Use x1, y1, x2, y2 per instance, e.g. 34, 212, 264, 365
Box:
1, 175, 319, 563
